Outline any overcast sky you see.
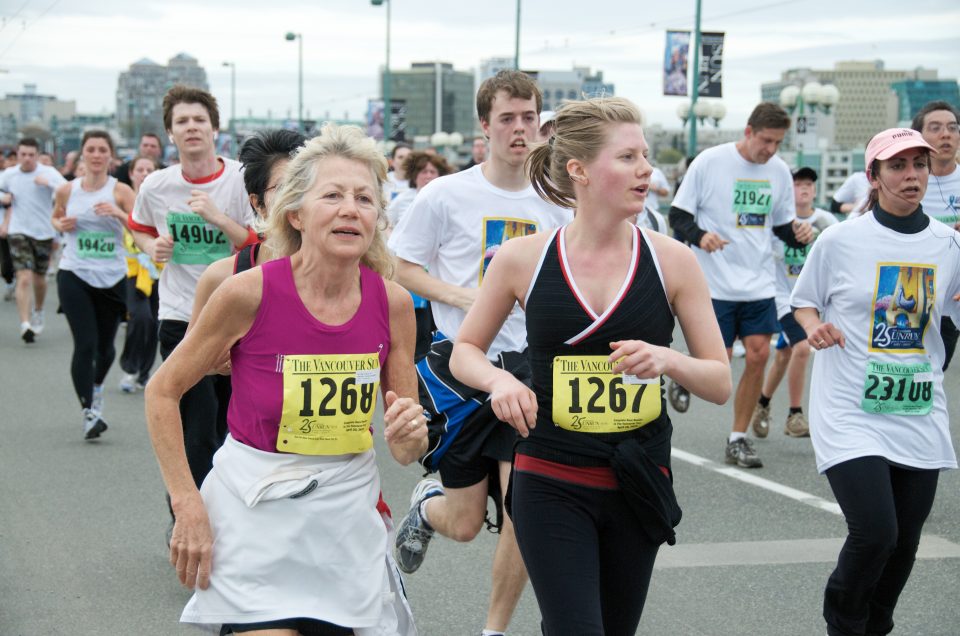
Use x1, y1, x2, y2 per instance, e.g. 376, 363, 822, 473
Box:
1, 0, 958, 131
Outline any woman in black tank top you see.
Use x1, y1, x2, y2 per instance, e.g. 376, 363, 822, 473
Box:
449, 97, 731, 635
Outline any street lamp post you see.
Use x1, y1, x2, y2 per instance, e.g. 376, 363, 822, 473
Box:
285, 32, 303, 133
687, 0, 703, 157
678, 100, 725, 153
222, 61, 236, 153
779, 82, 839, 168
371, 0, 392, 142
514, 0, 521, 70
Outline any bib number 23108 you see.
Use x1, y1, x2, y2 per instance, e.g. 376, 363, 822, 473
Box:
552, 355, 661, 433
277, 353, 380, 455
860, 360, 933, 416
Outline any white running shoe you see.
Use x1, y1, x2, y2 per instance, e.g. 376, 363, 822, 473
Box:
732, 340, 746, 358
119, 373, 141, 394
82, 408, 108, 440
30, 309, 44, 335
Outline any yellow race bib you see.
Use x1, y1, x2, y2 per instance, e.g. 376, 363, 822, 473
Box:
277, 353, 380, 455
552, 355, 661, 434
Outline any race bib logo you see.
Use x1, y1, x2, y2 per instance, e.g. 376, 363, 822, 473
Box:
869, 263, 936, 353
479, 217, 538, 284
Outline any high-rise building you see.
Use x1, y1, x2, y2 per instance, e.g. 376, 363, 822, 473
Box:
116, 53, 209, 143
890, 73, 960, 124
761, 61, 956, 149
381, 62, 475, 140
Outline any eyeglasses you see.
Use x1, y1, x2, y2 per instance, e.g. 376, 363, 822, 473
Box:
925, 123, 960, 135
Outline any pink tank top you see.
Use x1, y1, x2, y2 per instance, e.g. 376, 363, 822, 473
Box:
227, 256, 391, 452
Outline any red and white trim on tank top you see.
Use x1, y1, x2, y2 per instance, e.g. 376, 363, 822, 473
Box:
558, 223, 641, 346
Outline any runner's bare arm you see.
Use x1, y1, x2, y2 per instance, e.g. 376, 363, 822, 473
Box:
51, 183, 77, 233
187, 189, 251, 247
380, 280, 428, 464
144, 271, 262, 591
396, 258, 478, 312
793, 306, 846, 349
626, 233, 731, 405
451, 236, 542, 437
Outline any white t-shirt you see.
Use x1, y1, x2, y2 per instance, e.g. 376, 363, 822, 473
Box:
131, 158, 252, 322
388, 165, 572, 358
635, 206, 666, 234
790, 212, 960, 474
672, 142, 796, 301
922, 166, 960, 227
772, 207, 837, 318
0, 164, 66, 240
832, 171, 870, 206
646, 167, 670, 213
59, 177, 127, 288
386, 187, 418, 229
383, 172, 409, 203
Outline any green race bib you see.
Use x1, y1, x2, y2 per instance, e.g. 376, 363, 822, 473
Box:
166, 212, 231, 265
76, 231, 117, 259
733, 179, 773, 228
860, 360, 933, 416
784, 244, 810, 277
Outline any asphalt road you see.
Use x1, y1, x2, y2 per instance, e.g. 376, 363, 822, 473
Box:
1, 284, 958, 635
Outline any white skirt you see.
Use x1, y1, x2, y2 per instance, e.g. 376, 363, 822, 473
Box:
180, 435, 416, 635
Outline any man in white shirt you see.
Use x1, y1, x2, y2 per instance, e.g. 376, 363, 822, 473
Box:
669, 102, 813, 468
130, 85, 255, 508
913, 100, 960, 370
646, 165, 670, 213
0, 137, 67, 342
830, 171, 870, 217
389, 70, 571, 636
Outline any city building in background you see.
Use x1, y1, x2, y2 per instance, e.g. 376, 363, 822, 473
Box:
380, 61, 475, 140
891, 73, 960, 124
116, 53, 209, 144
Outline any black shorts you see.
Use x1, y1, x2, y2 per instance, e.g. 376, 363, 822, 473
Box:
437, 406, 517, 489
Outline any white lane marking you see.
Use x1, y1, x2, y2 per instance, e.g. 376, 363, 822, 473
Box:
671, 447, 843, 516
655, 535, 960, 569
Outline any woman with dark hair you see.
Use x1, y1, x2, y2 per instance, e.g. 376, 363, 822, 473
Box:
118, 155, 162, 393
386, 151, 453, 360
792, 128, 960, 636
188, 129, 306, 330
51, 130, 136, 439
386, 151, 452, 229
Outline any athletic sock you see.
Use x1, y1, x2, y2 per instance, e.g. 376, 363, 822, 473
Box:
758, 394, 771, 408
729, 432, 746, 443
418, 500, 435, 532
481, 630, 505, 636
789, 407, 803, 415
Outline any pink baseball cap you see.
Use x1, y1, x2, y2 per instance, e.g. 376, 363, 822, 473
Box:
865, 128, 935, 179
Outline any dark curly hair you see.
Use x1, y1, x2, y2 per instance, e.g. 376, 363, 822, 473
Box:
239, 129, 306, 210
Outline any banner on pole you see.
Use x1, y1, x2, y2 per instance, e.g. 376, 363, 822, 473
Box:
663, 30, 690, 96
697, 31, 724, 98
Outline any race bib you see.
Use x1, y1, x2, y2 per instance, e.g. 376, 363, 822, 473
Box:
860, 360, 933, 416
784, 244, 810, 277
166, 212, 230, 265
277, 354, 380, 455
733, 179, 773, 228
552, 355, 661, 434
76, 231, 117, 259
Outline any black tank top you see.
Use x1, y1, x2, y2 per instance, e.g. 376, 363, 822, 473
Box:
521, 224, 675, 466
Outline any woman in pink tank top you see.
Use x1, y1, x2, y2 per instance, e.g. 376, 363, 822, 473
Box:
145, 124, 427, 635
